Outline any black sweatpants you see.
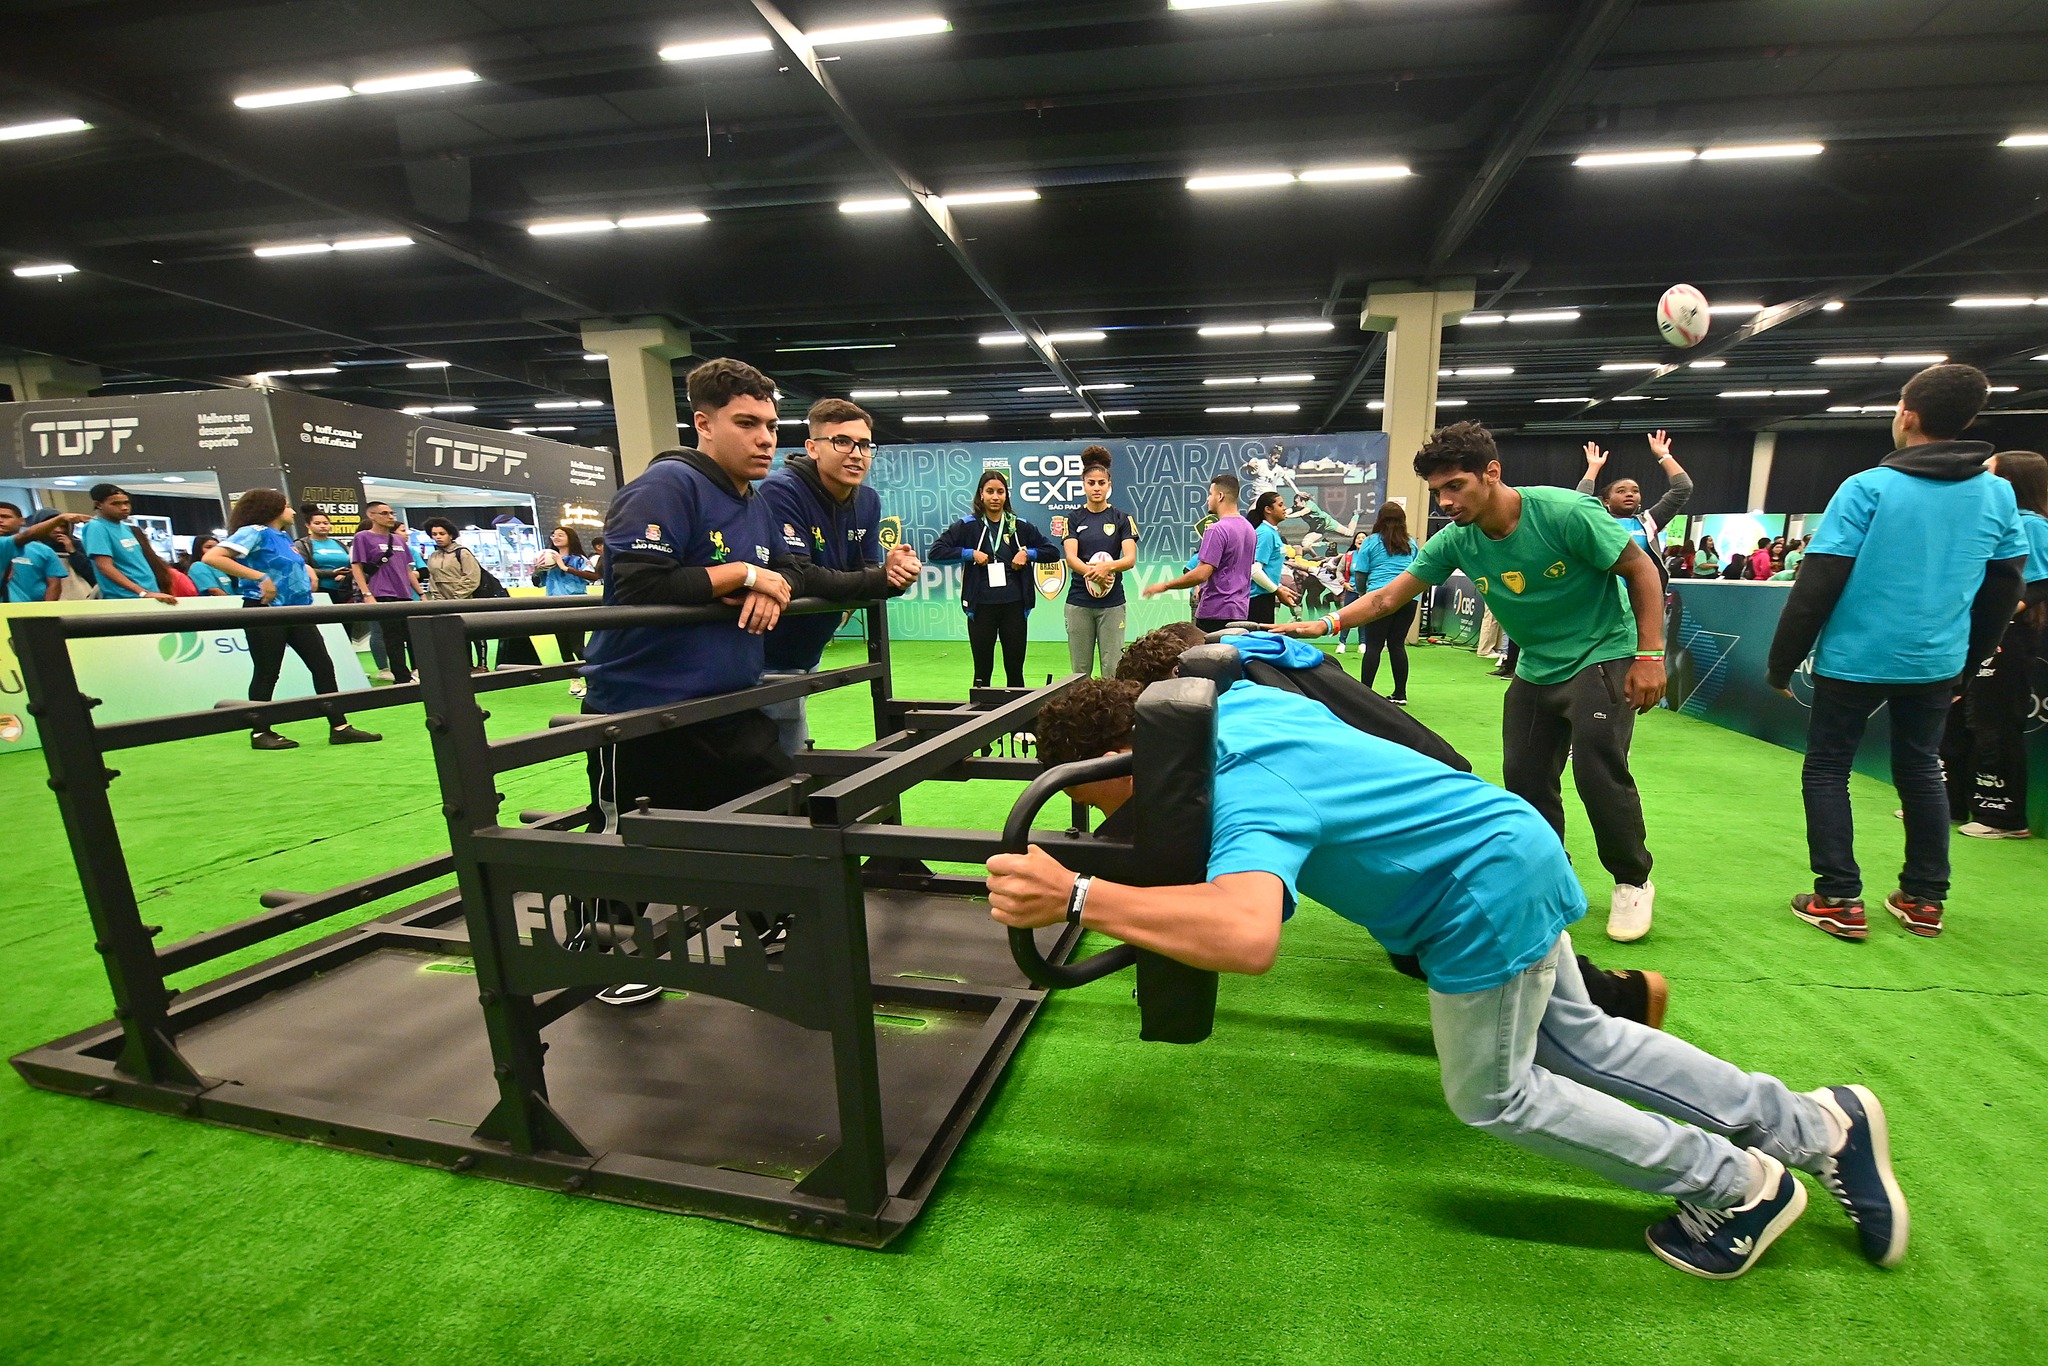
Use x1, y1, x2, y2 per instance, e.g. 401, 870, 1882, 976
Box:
1946, 618, 2036, 830
584, 708, 793, 833
243, 603, 346, 731
967, 598, 1029, 688
1501, 657, 1653, 886
371, 594, 414, 682
1362, 599, 1417, 698
554, 629, 586, 663
1246, 593, 1277, 625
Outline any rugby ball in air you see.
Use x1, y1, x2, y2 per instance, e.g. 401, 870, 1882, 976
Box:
1657, 284, 1710, 348
1085, 551, 1115, 598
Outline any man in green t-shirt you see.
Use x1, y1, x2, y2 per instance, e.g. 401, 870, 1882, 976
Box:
1281, 421, 1670, 941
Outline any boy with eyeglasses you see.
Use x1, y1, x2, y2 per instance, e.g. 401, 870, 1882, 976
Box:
756, 397, 921, 754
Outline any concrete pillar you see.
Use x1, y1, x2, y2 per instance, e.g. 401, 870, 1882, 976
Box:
0, 356, 101, 401
1361, 280, 1476, 539
1747, 431, 1777, 512
579, 318, 691, 482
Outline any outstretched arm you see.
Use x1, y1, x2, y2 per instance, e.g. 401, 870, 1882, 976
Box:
1578, 440, 1608, 495
1274, 569, 1427, 637
986, 844, 1285, 975
1643, 429, 1694, 526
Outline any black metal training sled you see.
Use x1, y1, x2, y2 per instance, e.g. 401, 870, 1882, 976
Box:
10, 596, 1217, 1247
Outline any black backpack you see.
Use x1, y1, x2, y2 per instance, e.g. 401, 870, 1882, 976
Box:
461, 547, 510, 599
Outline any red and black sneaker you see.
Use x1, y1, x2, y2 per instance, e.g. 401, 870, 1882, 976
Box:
1884, 891, 1944, 938
1792, 892, 1867, 941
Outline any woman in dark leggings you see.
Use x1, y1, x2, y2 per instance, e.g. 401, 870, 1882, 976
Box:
1351, 502, 1418, 704
930, 469, 1056, 688
205, 488, 381, 752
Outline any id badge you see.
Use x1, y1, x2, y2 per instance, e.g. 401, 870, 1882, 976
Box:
985, 561, 1007, 589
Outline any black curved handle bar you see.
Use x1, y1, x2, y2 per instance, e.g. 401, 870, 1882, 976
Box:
1001, 752, 1140, 989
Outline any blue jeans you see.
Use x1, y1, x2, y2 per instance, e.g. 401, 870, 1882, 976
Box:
761, 668, 813, 757
1801, 676, 1954, 902
1430, 934, 1835, 1208
1336, 590, 1358, 644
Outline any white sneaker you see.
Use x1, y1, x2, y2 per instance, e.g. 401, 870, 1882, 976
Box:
1959, 821, 2030, 839
568, 678, 587, 698
1334, 642, 1347, 654
1608, 881, 1654, 942
373, 669, 394, 683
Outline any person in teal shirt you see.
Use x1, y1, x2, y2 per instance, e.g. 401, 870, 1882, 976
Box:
5, 534, 68, 602
184, 535, 234, 595
204, 487, 380, 752
987, 676, 1907, 1282
1349, 501, 1419, 700
80, 484, 174, 603
1279, 421, 1670, 944
534, 525, 600, 698
294, 509, 357, 603
1245, 491, 1296, 624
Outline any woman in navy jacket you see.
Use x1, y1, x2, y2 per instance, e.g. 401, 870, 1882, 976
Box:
930, 468, 1057, 687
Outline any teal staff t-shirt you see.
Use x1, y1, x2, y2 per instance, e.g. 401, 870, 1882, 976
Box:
1406, 486, 1636, 685
79, 517, 156, 598
1205, 682, 1579, 992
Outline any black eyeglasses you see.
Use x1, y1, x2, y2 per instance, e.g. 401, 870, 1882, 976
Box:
819, 434, 875, 456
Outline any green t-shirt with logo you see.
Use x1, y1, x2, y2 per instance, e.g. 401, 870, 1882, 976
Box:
1408, 485, 1637, 685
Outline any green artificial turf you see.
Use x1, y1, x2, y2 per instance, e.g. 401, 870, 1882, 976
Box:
2, 637, 2045, 1363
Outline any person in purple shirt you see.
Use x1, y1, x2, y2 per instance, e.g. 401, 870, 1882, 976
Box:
348, 500, 424, 684
1144, 472, 1256, 629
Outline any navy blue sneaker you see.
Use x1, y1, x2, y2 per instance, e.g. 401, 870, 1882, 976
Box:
1812, 1084, 1909, 1267
1646, 1151, 1807, 1279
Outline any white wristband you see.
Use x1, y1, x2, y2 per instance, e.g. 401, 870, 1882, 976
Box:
743, 563, 758, 590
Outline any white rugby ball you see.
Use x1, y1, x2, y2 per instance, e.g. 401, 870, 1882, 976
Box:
1085, 551, 1115, 597
1657, 284, 1710, 348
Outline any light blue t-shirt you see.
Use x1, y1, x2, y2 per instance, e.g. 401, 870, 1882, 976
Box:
1204, 681, 1579, 993
1350, 532, 1417, 593
2020, 510, 2048, 585
1252, 521, 1286, 597
541, 554, 592, 596
79, 517, 155, 598
1806, 466, 2027, 684
5, 540, 67, 602
221, 525, 314, 607
186, 559, 235, 595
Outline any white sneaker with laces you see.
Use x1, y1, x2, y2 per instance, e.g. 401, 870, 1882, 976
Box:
1958, 821, 2030, 839
1608, 881, 1654, 942
1334, 642, 1347, 654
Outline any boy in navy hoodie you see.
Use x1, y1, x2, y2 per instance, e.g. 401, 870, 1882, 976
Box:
1768, 364, 2028, 941
758, 397, 920, 754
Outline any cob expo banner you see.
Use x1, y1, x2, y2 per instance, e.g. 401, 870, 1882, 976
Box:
866, 432, 1390, 642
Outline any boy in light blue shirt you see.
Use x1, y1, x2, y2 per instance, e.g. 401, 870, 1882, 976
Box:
1768, 364, 2027, 940
987, 676, 1907, 1281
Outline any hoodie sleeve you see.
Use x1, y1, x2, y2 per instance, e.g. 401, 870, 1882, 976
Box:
1015, 518, 1057, 561
930, 519, 977, 562
1646, 468, 1693, 529
1966, 558, 2026, 675
1766, 553, 1851, 689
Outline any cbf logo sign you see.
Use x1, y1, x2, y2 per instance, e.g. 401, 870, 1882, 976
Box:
410, 430, 531, 480
23, 412, 141, 465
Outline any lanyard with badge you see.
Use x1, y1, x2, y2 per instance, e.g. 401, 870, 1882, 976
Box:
978, 516, 1014, 589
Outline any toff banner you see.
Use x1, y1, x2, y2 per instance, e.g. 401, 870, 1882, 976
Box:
1665, 580, 2048, 833
865, 431, 1390, 642
0, 599, 370, 756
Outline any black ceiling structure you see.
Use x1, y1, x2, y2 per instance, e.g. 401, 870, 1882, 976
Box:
3, 0, 2048, 448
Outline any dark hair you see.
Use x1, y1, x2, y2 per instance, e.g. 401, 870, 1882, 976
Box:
421, 516, 460, 539
179, 534, 219, 572
135, 533, 175, 592
1370, 501, 1412, 556
1115, 623, 1207, 686
1210, 472, 1241, 501
89, 482, 126, 505
296, 503, 326, 527
1037, 677, 1142, 768
1756, 537, 1771, 549
686, 357, 778, 414
1251, 491, 1285, 523
1080, 445, 1112, 471
364, 500, 392, 514
1900, 363, 1989, 439
973, 468, 1011, 518
228, 487, 289, 530
808, 397, 872, 429
552, 525, 587, 556
0, 502, 20, 518
1413, 421, 1498, 479
1993, 450, 2048, 517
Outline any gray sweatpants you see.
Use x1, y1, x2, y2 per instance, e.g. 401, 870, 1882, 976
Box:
1065, 602, 1127, 677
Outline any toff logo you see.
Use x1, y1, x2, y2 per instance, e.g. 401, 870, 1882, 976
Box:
414, 432, 531, 479
27, 414, 140, 461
